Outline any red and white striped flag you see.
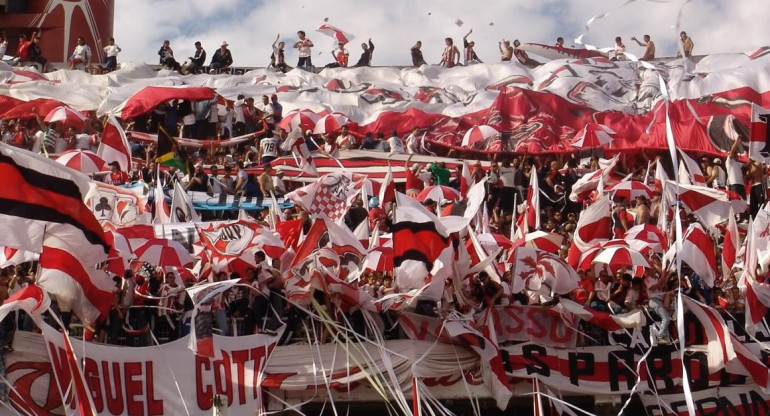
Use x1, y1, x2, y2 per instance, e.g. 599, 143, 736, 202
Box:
37, 235, 116, 326
280, 128, 317, 175
97, 114, 132, 173
0, 246, 38, 268
680, 151, 706, 185
681, 223, 718, 287
0, 284, 49, 323
516, 165, 540, 238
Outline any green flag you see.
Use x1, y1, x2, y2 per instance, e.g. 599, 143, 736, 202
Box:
156, 125, 187, 172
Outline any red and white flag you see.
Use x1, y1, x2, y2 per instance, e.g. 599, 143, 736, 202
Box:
665, 180, 747, 230
88, 181, 151, 227
286, 172, 365, 223
654, 158, 669, 192
280, 129, 317, 175
460, 160, 473, 197
379, 164, 395, 207
559, 298, 646, 331
722, 209, 740, 281
38, 235, 116, 326
681, 296, 735, 373
516, 165, 540, 237
739, 219, 770, 334
750, 104, 770, 163
568, 195, 612, 268
0, 246, 38, 268
0, 284, 50, 323
97, 114, 132, 173
681, 223, 718, 287
153, 171, 171, 224
680, 151, 706, 185
0, 142, 110, 265
316, 23, 355, 45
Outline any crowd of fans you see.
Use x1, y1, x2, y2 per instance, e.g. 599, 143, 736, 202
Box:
0, 27, 696, 74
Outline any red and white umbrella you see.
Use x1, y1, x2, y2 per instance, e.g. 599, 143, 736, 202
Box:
416, 185, 461, 203
362, 246, 393, 272
278, 109, 319, 133
624, 224, 667, 253
461, 125, 499, 148
313, 113, 349, 134
593, 246, 650, 269
134, 239, 194, 268
571, 123, 615, 149
607, 181, 654, 201
55, 150, 107, 174
515, 231, 565, 253
44, 106, 88, 128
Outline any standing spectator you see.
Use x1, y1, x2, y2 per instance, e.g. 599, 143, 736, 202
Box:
210, 41, 233, 70
368, 197, 387, 232
611, 36, 626, 61
748, 157, 765, 218
336, 125, 357, 150
429, 162, 451, 186
28, 32, 48, 72
187, 41, 206, 74
404, 127, 420, 154
273, 168, 287, 196
269, 34, 288, 72
270, 94, 283, 124
258, 132, 279, 165
405, 157, 424, 198
726, 140, 745, 199
156, 272, 182, 341
411, 41, 427, 66
631, 34, 655, 61
462, 29, 482, 65
499, 39, 513, 61
353, 39, 375, 67
513, 39, 532, 65
678, 31, 694, 57
108, 161, 130, 186
294, 31, 314, 69
158, 40, 177, 69
101, 37, 121, 72
260, 95, 275, 130
233, 94, 246, 136
439, 38, 460, 68
387, 130, 404, 155
67, 36, 92, 70
258, 164, 275, 197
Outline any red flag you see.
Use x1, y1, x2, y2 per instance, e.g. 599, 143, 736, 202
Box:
681, 223, 718, 287
460, 160, 473, 196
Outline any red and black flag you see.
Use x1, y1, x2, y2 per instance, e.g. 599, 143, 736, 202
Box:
0, 143, 109, 264
393, 192, 450, 291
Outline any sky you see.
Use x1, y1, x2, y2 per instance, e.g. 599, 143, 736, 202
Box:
114, 0, 770, 68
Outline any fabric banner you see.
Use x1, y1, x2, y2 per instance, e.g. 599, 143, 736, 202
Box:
641, 384, 770, 416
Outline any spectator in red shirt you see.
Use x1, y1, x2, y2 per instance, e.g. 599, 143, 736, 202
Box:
108, 161, 130, 186
368, 197, 387, 232
405, 158, 424, 198
16, 34, 31, 62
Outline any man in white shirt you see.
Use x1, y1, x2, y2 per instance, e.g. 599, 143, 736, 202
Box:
233, 95, 246, 136
293, 30, 314, 69
272, 169, 287, 196
726, 140, 746, 199
404, 127, 420, 155
260, 95, 275, 129
611, 36, 626, 61
68, 37, 92, 70
336, 125, 356, 150
102, 37, 121, 71
258, 134, 279, 164
387, 131, 404, 155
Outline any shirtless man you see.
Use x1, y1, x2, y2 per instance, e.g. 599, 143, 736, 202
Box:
632, 195, 650, 225
678, 31, 694, 58
748, 158, 765, 218
631, 35, 655, 61
499, 39, 513, 61
462, 29, 482, 65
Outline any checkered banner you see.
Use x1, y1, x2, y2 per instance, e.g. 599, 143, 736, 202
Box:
285, 172, 366, 223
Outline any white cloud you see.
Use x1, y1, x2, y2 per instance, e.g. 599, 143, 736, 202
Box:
114, 0, 770, 68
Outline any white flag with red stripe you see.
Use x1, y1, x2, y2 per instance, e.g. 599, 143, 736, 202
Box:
97, 114, 132, 173
153, 172, 171, 224
664, 180, 747, 230
378, 164, 395, 207
460, 160, 473, 197
681, 223, 718, 287
680, 151, 706, 185
38, 235, 116, 326
722, 209, 739, 281
0, 246, 38, 267
0, 284, 50, 324
516, 165, 539, 237
681, 296, 736, 373
559, 298, 646, 331
739, 219, 770, 334
654, 158, 669, 192
170, 185, 201, 223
